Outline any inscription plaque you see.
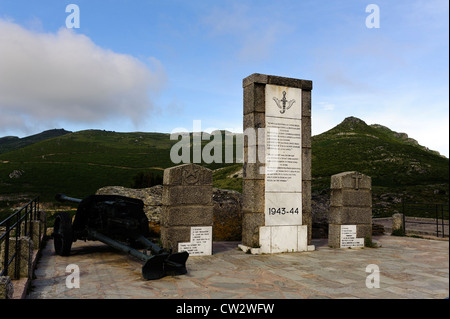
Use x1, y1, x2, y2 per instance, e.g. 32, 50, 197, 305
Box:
264, 84, 302, 226
178, 226, 212, 256
340, 225, 364, 248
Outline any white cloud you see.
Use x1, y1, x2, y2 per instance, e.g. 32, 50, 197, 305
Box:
0, 19, 166, 133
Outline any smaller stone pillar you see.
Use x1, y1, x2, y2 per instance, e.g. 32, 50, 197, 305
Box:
392, 213, 405, 235
0, 236, 33, 279
328, 171, 372, 248
161, 164, 213, 256
31, 220, 41, 250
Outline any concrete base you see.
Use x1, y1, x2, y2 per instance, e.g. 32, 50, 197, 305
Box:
239, 225, 315, 255
238, 244, 315, 255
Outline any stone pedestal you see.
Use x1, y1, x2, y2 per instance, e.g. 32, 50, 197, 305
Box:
161, 164, 213, 255
241, 73, 313, 253
328, 171, 372, 248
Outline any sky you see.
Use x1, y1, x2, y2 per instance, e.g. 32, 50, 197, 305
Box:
0, 0, 448, 157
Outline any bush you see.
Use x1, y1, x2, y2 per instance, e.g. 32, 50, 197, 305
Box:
132, 171, 163, 188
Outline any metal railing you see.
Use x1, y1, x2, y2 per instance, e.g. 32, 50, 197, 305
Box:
402, 201, 449, 238
0, 197, 40, 278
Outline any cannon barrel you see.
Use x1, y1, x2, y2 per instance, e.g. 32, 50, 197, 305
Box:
87, 229, 187, 280
55, 193, 82, 203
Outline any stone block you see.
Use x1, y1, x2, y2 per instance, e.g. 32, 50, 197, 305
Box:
302, 180, 311, 213
162, 185, 212, 206
161, 206, 213, 227
328, 224, 341, 248
163, 163, 212, 186
243, 83, 266, 114
242, 180, 265, 213
241, 212, 264, 247
302, 90, 312, 117
301, 210, 313, 245
330, 189, 372, 207
243, 144, 265, 166
302, 147, 312, 181
356, 224, 372, 241
243, 73, 313, 90
331, 171, 371, 190
243, 162, 265, 180
243, 112, 265, 130
329, 206, 372, 224
302, 117, 311, 148
160, 226, 191, 252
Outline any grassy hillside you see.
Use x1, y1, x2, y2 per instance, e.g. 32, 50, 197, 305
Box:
0, 130, 238, 205
311, 117, 448, 190
0, 117, 448, 220
0, 129, 71, 154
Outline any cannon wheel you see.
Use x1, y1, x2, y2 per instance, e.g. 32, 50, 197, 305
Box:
53, 212, 73, 256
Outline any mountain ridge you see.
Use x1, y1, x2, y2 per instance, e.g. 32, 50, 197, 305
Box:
0, 129, 72, 154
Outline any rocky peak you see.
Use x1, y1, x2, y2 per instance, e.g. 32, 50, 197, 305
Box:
341, 116, 367, 126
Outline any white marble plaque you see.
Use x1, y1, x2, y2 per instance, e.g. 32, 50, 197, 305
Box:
340, 225, 364, 248
265, 192, 302, 226
264, 84, 302, 226
261, 84, 305, 253
265, 85, 302, 119
265, 117, 302, 192
178, 226, 212, 256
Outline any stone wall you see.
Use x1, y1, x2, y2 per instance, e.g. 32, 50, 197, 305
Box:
97, 184, 242, 241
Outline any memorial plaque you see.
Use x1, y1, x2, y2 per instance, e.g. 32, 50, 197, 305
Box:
340, 225, 364, 248
264, 84, 302, 226
178, 226, 212, 256
265, 192, 302, 226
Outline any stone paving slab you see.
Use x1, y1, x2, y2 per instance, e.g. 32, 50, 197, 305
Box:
27, 235, 448, 299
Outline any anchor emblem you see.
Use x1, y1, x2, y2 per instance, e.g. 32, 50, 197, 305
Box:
273, 91, 295, 114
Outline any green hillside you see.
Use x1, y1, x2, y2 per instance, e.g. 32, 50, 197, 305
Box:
312, 117, 448, 189
0, 130, 237, 207
0, 129, 71, 154
0, 117, 448, 220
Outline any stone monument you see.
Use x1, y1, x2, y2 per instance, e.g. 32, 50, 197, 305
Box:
241, 73, 314, 254
161, 164, 213, 256
328, 171, 372, 248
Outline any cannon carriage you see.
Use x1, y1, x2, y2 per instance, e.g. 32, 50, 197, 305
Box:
53, 193, 188, 280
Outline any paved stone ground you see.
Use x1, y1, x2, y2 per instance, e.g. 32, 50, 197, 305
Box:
27, 235, 448, 299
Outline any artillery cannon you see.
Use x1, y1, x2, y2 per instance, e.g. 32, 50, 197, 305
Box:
53, 193, 188, 280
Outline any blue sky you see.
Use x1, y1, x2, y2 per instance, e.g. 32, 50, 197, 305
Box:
0, 0, 448, 157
